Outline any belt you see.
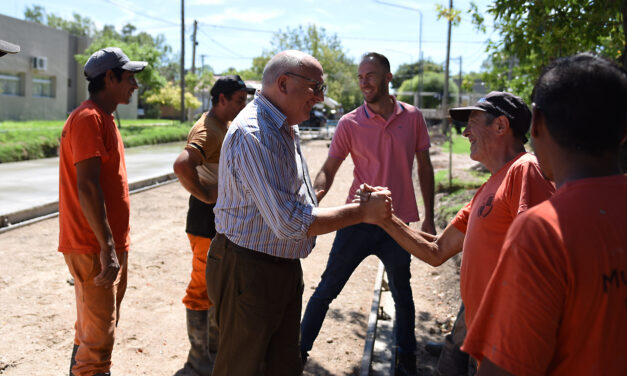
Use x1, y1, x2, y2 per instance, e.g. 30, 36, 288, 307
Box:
220, 234, 300, 264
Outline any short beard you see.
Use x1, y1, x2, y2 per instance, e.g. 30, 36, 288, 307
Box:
364, 79, 389, 104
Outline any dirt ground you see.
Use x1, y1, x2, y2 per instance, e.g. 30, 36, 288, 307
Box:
0, 139, 473, 375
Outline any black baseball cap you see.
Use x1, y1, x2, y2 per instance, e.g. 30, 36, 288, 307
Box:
450, 91, 532, 141
210, 75, 256, 99
0, 39, 20, 57
84, 47, 147, 79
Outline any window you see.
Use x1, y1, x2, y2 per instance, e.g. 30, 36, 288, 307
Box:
32, 76, 55, 98
0, 73, 23, 96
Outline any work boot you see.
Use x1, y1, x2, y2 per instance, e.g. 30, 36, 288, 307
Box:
396, 351, 418, 376
69, 344, 79, 376
175, 309, 214, 376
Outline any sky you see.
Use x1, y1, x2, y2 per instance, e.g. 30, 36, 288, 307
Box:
4, 0, 499, 76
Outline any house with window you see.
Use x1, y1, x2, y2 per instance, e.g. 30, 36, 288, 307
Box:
0, 14, 138, 121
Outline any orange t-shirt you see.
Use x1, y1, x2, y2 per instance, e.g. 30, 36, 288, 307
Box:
463, 175, 627, 376
451, 152, 555, 327
58, 100, 130, 254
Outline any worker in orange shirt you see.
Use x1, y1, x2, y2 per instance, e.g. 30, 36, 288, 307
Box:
465, 53, 627, 375
59, 47, 146, 376
361, 90, 556, 374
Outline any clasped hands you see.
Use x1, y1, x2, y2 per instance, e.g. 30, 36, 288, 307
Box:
353, 183, 394, 224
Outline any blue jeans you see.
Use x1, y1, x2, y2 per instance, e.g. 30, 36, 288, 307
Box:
301, 223, 417, 354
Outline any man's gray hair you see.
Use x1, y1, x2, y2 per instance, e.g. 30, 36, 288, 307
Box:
262, 50, 308, 87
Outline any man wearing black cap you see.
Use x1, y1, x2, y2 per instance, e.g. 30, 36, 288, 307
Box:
0, 39, 20, 57
173, 75, 254, 376
362, 91, 555, 373
58, 47, 146, 376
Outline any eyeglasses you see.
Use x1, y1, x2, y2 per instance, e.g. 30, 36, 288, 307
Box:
284, 72, 327, 96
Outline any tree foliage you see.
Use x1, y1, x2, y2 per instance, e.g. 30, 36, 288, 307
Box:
392, 59, 444, 88
475, 0, 626, 100
253, 24, 362, 111
145, 82, 201, 111
397, 71, 459, 109
25, 5, 96, 37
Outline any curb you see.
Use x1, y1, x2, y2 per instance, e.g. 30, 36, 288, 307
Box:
0, 173, 178, 233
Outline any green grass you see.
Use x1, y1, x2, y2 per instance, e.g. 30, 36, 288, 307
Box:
434, 169, 487, 193
0, 119, 191, 163
441, 133, 470, 155
435, 189, 476, 228
433, 169, 488, 228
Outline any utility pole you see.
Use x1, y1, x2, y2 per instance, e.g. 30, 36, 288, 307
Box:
443, 0, 453, 190
191, 20, 198, 74
180, 0, 185, 122
200, 54, 206, 74
201, 54, 207, 111
457, 56, 462, 106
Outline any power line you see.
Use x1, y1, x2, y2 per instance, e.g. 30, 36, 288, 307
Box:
197, 28, 245, 58
100, 0, 178, 26
198, 22, 486, 44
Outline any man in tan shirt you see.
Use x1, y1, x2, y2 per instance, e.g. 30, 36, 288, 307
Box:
173, 75, 254, 375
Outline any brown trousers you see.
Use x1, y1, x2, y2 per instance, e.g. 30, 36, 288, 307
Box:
64, 250, 128, 376
182, 234, 213, 310
206, 234, 304, 376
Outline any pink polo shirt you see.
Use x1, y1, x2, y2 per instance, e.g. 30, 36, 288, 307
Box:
329, 97, 430, 223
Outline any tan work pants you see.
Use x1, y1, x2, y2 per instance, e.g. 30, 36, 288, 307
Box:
64, 250, 127, 376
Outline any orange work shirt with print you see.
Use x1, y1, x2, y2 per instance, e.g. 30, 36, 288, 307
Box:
450, 152, 555, 327
463, 175, 627, 376
58, 100, 130, 254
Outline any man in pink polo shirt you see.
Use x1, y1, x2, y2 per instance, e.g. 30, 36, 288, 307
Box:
301, 52, 435, 375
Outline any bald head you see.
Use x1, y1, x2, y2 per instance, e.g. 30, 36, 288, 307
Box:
262, 50, 319, 88
259, 50, 324, 125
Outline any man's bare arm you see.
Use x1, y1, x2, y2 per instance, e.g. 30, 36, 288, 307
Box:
416, 149, 436, 234
307, 190, 391, 237
76, 157, 120, 287
173, 147, 218, 204
313, 156, 343, 203
380, 215, 464, 267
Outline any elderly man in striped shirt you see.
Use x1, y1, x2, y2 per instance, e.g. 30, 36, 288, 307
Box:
205, 50, 392, 376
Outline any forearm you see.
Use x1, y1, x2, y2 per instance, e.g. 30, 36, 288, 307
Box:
313, 170, 334, 202
418, 162, 435, 221
77, 181, 114, 251
173, 148, 217, 204
178, 173, 217, 204
306, 203, 364, 237
380, 215, 445, 266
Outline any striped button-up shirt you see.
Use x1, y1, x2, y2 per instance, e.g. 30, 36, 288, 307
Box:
214, 92, 318, 259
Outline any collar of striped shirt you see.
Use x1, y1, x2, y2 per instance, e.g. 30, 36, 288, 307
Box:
254, 91, 296, 138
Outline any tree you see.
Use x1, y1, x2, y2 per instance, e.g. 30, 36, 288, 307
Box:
473, 0, 627, 169
392, 60, 443, 88
397, 71, 459, 109
24, 5, 96, 37
254, 24, 362, 111
145, 82, 201, 114
474, 0, 626, 100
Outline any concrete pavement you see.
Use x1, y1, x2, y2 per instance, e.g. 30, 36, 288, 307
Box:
0, 141, 185, 227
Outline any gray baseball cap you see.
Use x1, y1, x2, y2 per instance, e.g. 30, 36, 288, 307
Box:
84, 47, 147, 79
0, 39, 20, 57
